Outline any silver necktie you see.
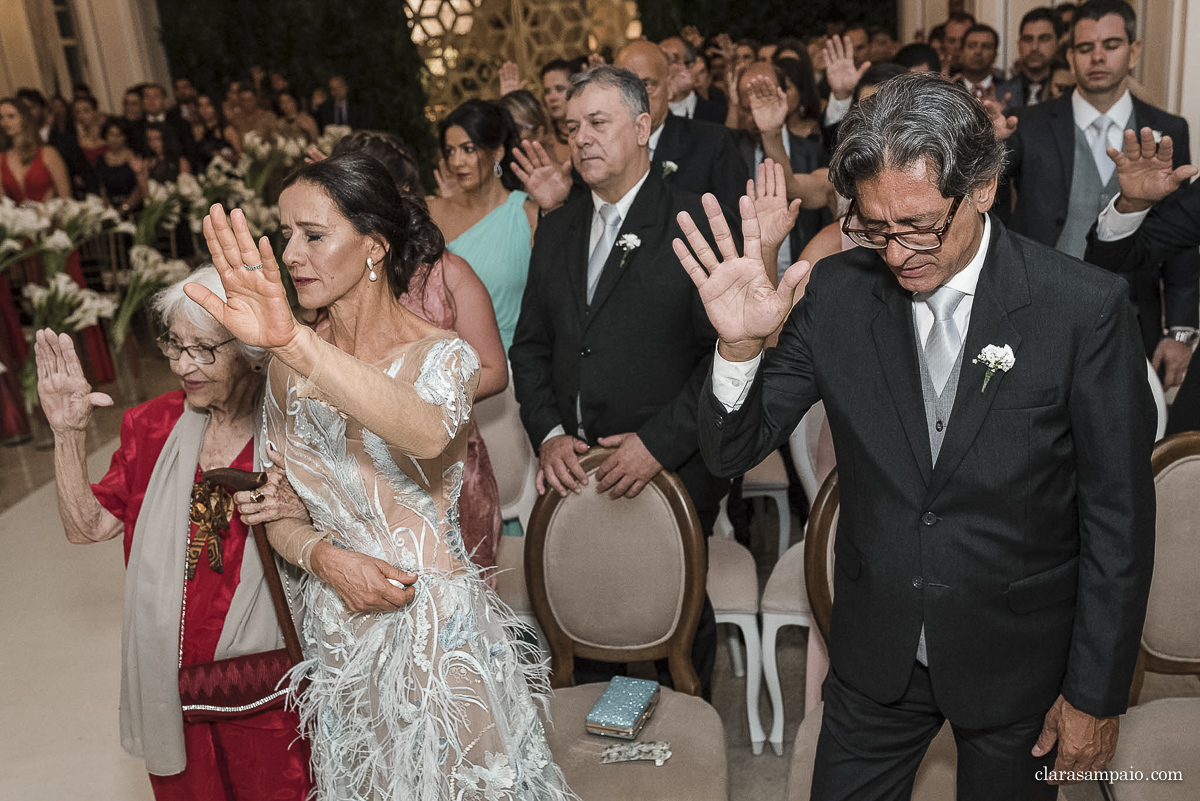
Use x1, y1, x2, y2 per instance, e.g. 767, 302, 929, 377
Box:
1091, 114, 1116, 184
587, 204, 622, 304
924, 286, 966, 396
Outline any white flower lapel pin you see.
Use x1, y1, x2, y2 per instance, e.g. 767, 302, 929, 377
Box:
1151, 130, 1163, 145
972, 344, 1015, 392
617, 233, 641, 269
662, 160, 678, 179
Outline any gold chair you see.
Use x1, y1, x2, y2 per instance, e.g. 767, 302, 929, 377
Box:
526, 448, 728, 800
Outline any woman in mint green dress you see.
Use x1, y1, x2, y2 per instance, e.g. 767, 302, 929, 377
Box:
428, 100, 539, 352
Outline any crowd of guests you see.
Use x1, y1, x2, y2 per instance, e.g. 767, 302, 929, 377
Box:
14, 0, 1200, 797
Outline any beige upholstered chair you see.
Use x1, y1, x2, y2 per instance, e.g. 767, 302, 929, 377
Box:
474, 380, 540, 638
708, 533, 766, 753
525, 448, 728, 800
1102, 433, 1200, 800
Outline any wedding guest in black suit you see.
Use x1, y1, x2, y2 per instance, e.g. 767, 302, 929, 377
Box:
1000, 0, 1197, 382
316, 75, 367, 132
995, 7, 1062, 109
683, 71, 1154, 801
1085, 127, 1200, 434
511, 66, 797, 697
660, 36, 728, 124
142, 83, 196, 164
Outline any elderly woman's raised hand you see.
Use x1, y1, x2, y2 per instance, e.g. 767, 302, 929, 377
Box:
35, 329, 113, 432
185, 204, 301, 351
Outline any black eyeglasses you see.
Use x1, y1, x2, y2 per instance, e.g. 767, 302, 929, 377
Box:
842, 196, 963, 252
156, 333, 236, 364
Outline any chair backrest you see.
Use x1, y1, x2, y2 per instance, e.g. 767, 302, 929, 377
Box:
803, 469, 839, 641
1142, 432, 1200, 670
1146, 360, 1167, 442
524, 448, 707, 694
474, 377, 539, 529
788, 401, 828, 504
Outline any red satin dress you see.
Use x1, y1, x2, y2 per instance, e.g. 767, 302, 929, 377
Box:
0, 148, 115, 385
92, 392, 312, 800
399, 254, 503, 576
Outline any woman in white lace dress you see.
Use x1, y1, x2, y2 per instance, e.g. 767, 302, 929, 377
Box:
185, 153, 574, 801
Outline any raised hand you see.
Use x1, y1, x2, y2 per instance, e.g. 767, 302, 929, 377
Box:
748, 159, 801, 259
499, 60, 527, 96
824, 35, 869, 101
185, 203, 301, 350
747, 75, 788, 135
1111, 127, 1199, 213
511, 139, 572, 212
983, 96, 1018, 140
434, 158, 462, 200
34, 329, 112, 432
674, 193, 811, 360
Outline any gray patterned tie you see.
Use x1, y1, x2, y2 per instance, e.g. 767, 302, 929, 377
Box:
1091, 114, 1115, 183
924, 286, 966, 396
587, 204, 622, 304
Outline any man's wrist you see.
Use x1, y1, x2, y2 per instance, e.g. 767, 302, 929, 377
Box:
718, 338, 766, 362
1113, 193, 1155, 214
831, 88, 852, 101
1168, 327, 1198, 345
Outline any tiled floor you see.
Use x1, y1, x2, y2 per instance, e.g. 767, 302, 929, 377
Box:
2, 349, 1196, 799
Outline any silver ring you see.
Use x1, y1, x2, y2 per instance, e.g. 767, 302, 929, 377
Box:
250, 489, 265, 503
243, 263, 263, 271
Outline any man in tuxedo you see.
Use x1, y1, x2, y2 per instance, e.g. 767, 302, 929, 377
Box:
659, 36, 727, 125
1001, 0, 1198, 386
954, 24, 1003, 101
510, 66, 748, 696
681, 72, 1154, 799
316, 76, 367, 132
613, 40, 746, 212
1085, 127, 1200, 434
142, 83, 195, 163
996, 7, 1062, 110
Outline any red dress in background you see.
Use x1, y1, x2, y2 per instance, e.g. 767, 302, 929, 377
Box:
92, 391, 312, 801
1, 148, 115, 384
400, 254, 503, 575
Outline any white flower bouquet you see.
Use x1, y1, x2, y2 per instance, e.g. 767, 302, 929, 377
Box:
108, 245, 191, 347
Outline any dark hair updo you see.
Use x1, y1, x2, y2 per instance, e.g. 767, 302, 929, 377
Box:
281, 152, 445, 299
331, 130, 424, 199
438, 99, 520, 191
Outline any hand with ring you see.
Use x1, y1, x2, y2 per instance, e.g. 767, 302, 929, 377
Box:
234, 447, 311, 526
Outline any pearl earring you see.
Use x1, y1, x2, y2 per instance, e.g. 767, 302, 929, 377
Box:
493, 160, 503, 178
367, 257, 378, 282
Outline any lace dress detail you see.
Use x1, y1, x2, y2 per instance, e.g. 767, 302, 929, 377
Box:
265, 334, 573, 801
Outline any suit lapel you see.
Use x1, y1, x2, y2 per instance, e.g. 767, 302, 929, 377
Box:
871, 272, 934, 484
925, 220, 1029, 502
585, 172, 664, 326
654, 115, 683, 171
566, 200, 593, 318
1048, 97, 1075, 195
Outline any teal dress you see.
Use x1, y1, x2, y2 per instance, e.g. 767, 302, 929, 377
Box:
445, 190, 532, 352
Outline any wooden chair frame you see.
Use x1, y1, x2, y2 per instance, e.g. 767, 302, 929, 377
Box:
524, 447, 708, 696
1128, 430, 1200, 706
802, 469, 840, 642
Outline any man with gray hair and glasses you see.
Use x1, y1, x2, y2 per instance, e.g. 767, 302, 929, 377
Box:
678, 71, 1154, 798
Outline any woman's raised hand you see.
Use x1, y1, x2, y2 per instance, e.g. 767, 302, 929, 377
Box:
674, 194, 810, 359
34, 329, 113, 432
185, 204, 300, 350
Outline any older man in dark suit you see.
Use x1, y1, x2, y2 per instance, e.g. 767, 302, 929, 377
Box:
1001, 0, 1198, 387
680, 72, 1154, 800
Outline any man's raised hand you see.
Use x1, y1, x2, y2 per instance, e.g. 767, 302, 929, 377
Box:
747, 75, 788, 135
673, 193, 810, 360
1111, 127, 1199, 214
511, 139, 572, 213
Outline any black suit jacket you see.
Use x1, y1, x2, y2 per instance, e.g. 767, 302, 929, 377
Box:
737, 129, 831, 260
654, 114, 748, 213
316, 99, 368, 132
511, 170, 734, 515
698, 217, 1156, 728
1003, 94, 1199, 353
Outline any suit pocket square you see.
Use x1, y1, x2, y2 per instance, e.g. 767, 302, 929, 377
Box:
1006, 555, 1080, 614
991, 386, 1057, 410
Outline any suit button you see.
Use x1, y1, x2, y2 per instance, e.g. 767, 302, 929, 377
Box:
580, 347, 591, 357
921, 512, 937, 526
715, 417, 724, 430
912, 576, 925, 589
935, 420, 944, 432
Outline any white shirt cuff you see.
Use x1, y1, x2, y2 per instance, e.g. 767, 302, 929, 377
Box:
541, 424, 567, 444
1096, 195, 1150, 242
712, 346, 762, 412
823, 95, 851, 127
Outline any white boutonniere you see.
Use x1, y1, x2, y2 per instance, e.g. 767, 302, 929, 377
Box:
662, 160, 678, 179
617, 233, 641, 269
972, 344, 1015, 392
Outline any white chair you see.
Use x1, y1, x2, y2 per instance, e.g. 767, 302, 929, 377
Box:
474, 379, 540, 640
1147, 359, 1168, 441
759, 402, 829, 755
741, 451, 793, 560
708, 529, 766, 753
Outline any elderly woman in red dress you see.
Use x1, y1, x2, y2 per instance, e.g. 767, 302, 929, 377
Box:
35, 266, 311, 800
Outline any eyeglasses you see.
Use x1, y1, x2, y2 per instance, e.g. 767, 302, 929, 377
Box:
841, 196, 963, 252
156, 333, 235, 364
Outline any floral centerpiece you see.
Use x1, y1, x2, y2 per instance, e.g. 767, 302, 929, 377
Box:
37, 195, 134, 276
109, 245, 190, 348
0, 196, 51, 274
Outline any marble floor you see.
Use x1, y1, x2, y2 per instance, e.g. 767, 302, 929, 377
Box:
1, 349, 1196, 799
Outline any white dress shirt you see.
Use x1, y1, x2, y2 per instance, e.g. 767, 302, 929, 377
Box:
712, 215, 993, 411
824, 95, 851, 127
648, 123, 665, 162
543, 168, 651, 443
669, 92, 699, 119
1073, 88, 1132, 152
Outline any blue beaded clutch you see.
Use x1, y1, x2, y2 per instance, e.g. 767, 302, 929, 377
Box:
586, 676, 661, 739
